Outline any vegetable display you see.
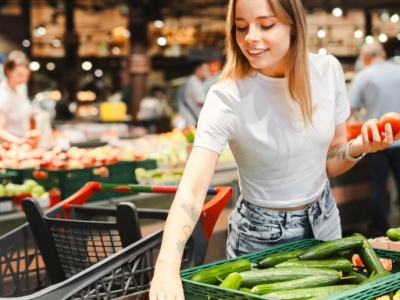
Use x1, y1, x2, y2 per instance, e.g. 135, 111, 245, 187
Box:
186, 233, 395, 299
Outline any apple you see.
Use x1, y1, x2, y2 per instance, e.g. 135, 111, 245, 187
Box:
31, 185, 46, 198
0, 184, 5, 197
23, 179, 39, 192
5, 183, 19, 196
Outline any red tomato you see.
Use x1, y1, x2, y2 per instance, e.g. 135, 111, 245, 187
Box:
352, 254, 393, 271
380, 112, 400, 136
364, 118, 384, 142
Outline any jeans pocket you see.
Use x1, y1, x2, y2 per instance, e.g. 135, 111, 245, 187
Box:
309, 191, 341, 240
226, 201, 284, 257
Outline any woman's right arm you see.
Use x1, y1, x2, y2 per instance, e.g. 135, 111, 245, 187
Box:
149, 146, 220, 300
0, 112, 25, 144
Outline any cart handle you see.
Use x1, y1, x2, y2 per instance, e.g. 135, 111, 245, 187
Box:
60, 182, 233, 239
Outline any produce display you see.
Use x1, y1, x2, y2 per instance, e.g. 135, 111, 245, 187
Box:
184, 234, 400, 299
0, 179, 61, 210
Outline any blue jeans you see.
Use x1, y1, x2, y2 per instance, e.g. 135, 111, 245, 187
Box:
366, 148, 400, 237
226, 180, 341, 258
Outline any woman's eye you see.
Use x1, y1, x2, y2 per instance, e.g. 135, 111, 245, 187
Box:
261, 24, 274, 30
236, 27, 248, 32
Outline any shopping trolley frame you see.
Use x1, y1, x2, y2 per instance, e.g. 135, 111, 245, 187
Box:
0, 181, 233, 300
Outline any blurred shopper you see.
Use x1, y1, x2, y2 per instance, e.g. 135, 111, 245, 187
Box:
149, 0, 400, 299
137, 86, 172, 120
0, 50, 39, 147
348, 41, 400, 237
176, 60, 210, 126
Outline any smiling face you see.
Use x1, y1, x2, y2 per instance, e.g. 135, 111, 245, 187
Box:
234, 0, 292, 78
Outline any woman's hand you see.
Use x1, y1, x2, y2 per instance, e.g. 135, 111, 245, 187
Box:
352, 120, 397, 156
149, 264, 185, 300
23, 129, 40, 148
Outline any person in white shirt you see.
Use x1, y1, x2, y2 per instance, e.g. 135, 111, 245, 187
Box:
0, 50, 40, 147
149, 0, 399, 299
177, 60, 210, 126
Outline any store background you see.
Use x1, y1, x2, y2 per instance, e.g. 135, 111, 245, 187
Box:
0, 0, 400, 262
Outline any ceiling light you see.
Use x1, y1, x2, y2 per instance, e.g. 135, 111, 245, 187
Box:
332, 8, 343, 17
354, 29, 363, 39
82, 61, 92, 71
94, 69, 103, 77
317, 29, 326, 39
154, 20, 165, 29
29, 61, 40, 71
365, 35, 374, 44
46, 62, 56, 71
379, 33, 388, 43
22, 39, 31, 47
391, 13, 399, 23
157, 37, 167, 46
381, 12, 390, 22
318, 48, 328, 55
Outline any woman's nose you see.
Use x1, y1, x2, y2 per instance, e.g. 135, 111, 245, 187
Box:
245, 24, 261, 42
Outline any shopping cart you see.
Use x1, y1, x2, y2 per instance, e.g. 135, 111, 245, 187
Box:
0, 181, 233, 300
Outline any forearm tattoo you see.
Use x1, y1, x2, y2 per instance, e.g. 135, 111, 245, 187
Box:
327, 144, 346, 160
176, 239, 186, 254
181, 203, 200, 222
175, 204, 200, 254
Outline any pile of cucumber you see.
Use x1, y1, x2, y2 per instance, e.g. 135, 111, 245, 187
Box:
188, 233, 392, 300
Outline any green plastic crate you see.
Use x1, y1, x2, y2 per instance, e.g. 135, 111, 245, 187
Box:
9, 159, 158, 201
88, 161, 138, 201
0, 169, 21, 185
16, 167, 92, 199
180, 238, 400, 300
88, 159, 158, 202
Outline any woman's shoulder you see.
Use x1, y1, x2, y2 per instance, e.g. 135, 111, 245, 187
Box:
308, 52, 340, 66
308, 52, 342, 76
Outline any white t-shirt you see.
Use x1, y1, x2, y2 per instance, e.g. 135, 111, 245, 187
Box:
0, 79, 32, 138
194, 53, 350, 208
177, 75, 206, 125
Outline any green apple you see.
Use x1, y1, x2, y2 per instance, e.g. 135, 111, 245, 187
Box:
23, 179, 39, 192
31, 185, 46, 198
0, 184, 5, 197
5, 183, 19, 196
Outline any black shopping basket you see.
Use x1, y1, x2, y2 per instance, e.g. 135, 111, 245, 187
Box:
0, 181, 233, 300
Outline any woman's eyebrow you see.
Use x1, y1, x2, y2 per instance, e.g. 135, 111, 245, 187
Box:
235, 15, 275, 21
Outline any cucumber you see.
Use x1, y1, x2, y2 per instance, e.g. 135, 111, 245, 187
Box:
250, 274, 340, 295
387, 228, 400, 241
239, 287, 252, 293
353, 233, 386, 275
219, 272, 242, 290
263, 284, 357, 300
359, 270, 392, 286
274, 257, 353, 273
188, 259, 252, 284
298, 236, 364, 260
257, 249, 304, 268
240, 267, 341, 288
341, 270, 369, 284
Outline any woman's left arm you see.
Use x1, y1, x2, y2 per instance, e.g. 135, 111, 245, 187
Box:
326, 121, 400, 178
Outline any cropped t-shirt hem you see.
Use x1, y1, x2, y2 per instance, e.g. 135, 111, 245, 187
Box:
241, 180, 327, 209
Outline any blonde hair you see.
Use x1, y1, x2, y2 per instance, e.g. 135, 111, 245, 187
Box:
219, 0, 313, 125
3, 50, 30, 77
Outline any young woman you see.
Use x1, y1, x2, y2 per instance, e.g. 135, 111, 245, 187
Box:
0, 50, 40, 147
149, 0, 398, 299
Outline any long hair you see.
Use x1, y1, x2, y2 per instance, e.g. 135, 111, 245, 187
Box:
219, 0, 313, 125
